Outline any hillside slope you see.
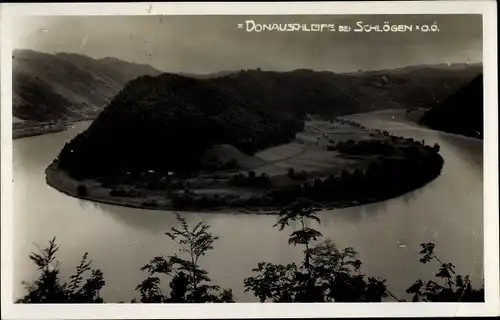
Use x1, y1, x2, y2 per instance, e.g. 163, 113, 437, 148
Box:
12, 49, 481, 123
12, 49, 162, 122
419, 74, 483, 139
209, 64, 481, 118
13, 72, 74, 121
55, 63, 481, 180
56, 73, 304, 179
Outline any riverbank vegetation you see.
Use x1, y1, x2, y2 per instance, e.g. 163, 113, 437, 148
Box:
13, 121, 70, 139
51, 62, 476, 181
48, 115, 444, 213
17, 200, 484, 303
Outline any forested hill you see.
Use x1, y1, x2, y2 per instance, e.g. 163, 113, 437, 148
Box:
208, 64, 481, 117
13, 48, 480, 123
13, 49, 162, 122
420, 74, 483, 139
56, 73, 304, 179
55, 64, 481, 179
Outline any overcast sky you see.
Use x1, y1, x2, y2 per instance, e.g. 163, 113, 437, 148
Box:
13, 14, 482, 74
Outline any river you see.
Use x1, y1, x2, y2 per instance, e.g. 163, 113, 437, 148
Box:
12, 110, 484, 302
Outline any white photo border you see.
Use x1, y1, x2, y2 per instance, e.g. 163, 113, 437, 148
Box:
1, 1, 498, 319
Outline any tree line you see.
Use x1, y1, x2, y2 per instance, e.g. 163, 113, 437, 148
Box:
68, 117, 445, 216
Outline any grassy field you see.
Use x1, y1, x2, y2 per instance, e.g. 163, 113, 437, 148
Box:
198, 119, 376, 180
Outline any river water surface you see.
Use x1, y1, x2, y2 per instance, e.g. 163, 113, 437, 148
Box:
13, 110, 484, 302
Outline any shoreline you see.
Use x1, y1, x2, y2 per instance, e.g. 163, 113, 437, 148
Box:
13, 123, 70, 139
13, 117, 96, 139
45, 158, 443, 214
44, 114, 445, 214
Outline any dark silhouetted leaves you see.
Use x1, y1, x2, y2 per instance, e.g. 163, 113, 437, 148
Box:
19, 208, 483, 304
406, 242, 484, 302
18, 237, 105, 303
136, 213, 233, 303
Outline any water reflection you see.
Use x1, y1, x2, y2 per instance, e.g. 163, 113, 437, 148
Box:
319, 185, 425, 226
437, 133, 483, 171
85, 198, 279, 236
84, 200, 194, 234
87, 184, 426, 235
321, 198, 389, 225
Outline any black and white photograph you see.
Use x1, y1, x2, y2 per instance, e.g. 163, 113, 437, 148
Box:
1, 1, 498, 319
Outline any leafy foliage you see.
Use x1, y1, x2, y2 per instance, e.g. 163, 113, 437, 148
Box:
230, 172, 271, 188
136, 213, 234, 303
18, 209, 483, 303
244, 199, 390, 302
17, 237, 105, 303
406, 242, 484, 302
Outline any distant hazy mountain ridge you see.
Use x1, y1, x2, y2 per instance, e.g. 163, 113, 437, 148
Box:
13, 49, 482, 123
12, 49, 162, 122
